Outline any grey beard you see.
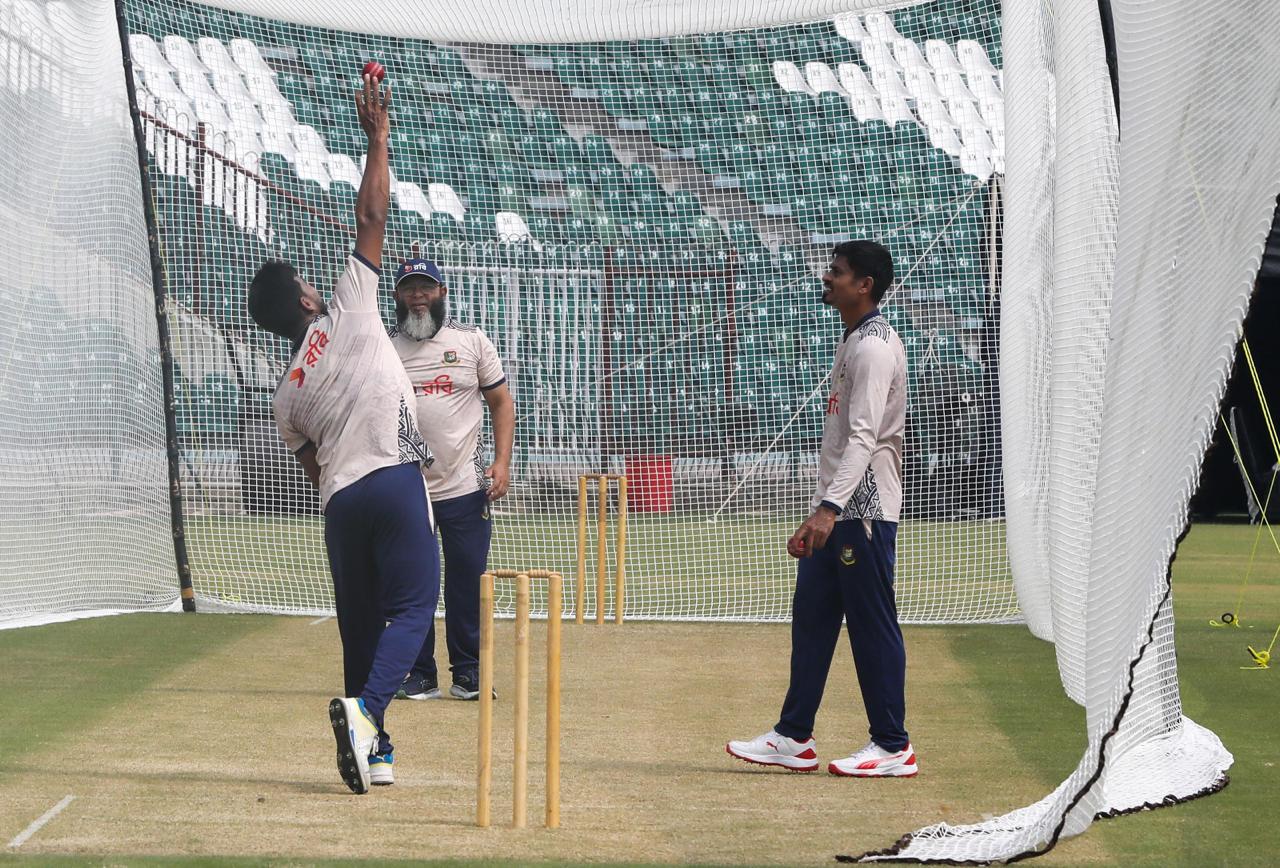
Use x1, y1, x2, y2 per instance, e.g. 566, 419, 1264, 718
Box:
401, 306, 443, 341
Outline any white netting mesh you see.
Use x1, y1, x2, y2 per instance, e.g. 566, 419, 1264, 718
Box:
0, 0, 176, 628
5, 0, 1269, 859
861, 0, 1278, 860
123, 0, 1014, 623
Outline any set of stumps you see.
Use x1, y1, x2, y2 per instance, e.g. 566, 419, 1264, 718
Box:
475, 473, 627, 829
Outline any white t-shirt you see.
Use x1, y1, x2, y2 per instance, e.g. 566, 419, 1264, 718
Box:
272, 254, 430, 509
391, 319, 506, 502
811, 311, 907, 523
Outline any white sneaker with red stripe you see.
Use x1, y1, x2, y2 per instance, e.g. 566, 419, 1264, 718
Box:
725, 729, 819, 772
827, 741, 918, 777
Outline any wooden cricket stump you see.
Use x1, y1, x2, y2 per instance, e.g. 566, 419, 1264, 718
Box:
575, 473, 627, 625
476, 569, 562, 829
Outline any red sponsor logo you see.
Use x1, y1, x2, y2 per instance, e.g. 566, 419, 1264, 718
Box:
416, 373, 454, 396
826, 392, 839, 415
303, 329, 329, 367
289, 368, 306, 388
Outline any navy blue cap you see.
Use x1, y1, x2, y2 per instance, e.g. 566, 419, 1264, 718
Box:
394, 258, 444, 287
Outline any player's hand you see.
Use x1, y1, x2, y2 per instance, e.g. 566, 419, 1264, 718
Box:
355, 73, 391, 142
486, 462, 510, 501
787, 509, 836, 558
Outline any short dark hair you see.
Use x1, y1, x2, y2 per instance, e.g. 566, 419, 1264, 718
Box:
248, 261, 304, 338
831, 240, 894, 303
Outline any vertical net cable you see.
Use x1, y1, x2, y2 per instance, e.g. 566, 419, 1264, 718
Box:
0, 0, 176, 628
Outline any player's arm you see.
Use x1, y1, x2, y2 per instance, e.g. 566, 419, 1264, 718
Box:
295, 442, 321, 490
482, 382, 515, 500
353, 73, 391, 268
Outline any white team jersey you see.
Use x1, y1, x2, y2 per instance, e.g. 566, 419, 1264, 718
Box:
391, 319, 506, 502
272, 254, 430, 509
811, 310, 907, 523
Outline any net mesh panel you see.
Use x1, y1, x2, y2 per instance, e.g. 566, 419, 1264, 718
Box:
0, 0, 176, 627
861, 0, 1277, 860
124, 0, 1012, 622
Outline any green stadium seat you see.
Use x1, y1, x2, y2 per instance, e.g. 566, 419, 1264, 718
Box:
426, 212, 462, 242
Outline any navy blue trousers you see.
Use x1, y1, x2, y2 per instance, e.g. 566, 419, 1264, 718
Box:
412, 489, 492, 683
775, 519, 909, 751
324, 462, 440, 754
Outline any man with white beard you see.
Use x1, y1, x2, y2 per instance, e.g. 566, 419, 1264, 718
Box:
389, 259, 515, 701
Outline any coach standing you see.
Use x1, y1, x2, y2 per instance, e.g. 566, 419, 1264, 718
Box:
247, 74, 437, 794
390, 261, 515, 701
727, 240, 915, 777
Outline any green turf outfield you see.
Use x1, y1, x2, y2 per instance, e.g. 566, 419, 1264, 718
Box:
0, 522, 1275, 866
183, 514, 1018, 622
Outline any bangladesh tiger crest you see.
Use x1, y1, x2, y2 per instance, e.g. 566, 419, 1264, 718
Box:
443, 350, 459, 365
840, 545, 856, 566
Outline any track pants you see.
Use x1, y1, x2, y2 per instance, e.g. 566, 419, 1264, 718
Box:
775, 518, 909, 751
324, 462, 440, 754
411, 488, 492, 684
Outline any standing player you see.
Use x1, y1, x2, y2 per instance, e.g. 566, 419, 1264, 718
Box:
726, 240, 916, 777
388, 259, 515, 700
247, 73, 438, 794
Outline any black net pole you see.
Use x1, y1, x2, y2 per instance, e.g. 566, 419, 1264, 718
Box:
113, 0, 197, 612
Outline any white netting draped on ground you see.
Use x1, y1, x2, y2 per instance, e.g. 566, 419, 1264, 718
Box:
0, 0, 177, 628
856, 0, 1279, 861
124, 0, 1013, 622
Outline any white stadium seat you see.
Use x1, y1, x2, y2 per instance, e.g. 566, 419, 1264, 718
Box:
211, 71, 254, 104
903, 66, 944, 102
872, 67, 910, 101
258, 126, 298, 161
959, 137, 994, 181
162, 35, 209, 75
129, 34, 173, 74
859, 38, 901, 73
174, 68, 217, 100
831, 12, 868, 43
191, 95, 232, 131
836, 62, 877, 99
394, 181, 433, 220
863, 11, 903, 43
496, 211, 539, 247
880, 94, 917, 127
771, 60, 815, 94
958, 40, 1000, 77
804, 61, 846, 95
935, 66, 976, 103
916, 95, 957, 130
291, 124, 328, 155
196, 37, 238, 74
229, 39, 274, 77
925, 40, 964, 75
428, 184, 467, 222
892, 37, 930, 72
926, 121, 963, 157
296, 154, 333, 190
325, 153, 363, 187
845, 90, 886, 123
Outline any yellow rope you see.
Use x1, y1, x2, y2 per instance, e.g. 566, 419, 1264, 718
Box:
1232, 339, 1280, 668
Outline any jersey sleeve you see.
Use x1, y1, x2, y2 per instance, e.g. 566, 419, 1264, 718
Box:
476, 329, 507, 390
329, 253, 382, 314
272, 399, 310, 454
821, 337, 895, 510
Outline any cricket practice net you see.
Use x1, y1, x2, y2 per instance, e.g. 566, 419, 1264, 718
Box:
121, 0, 1011, 623
5, 0, 1279, 860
